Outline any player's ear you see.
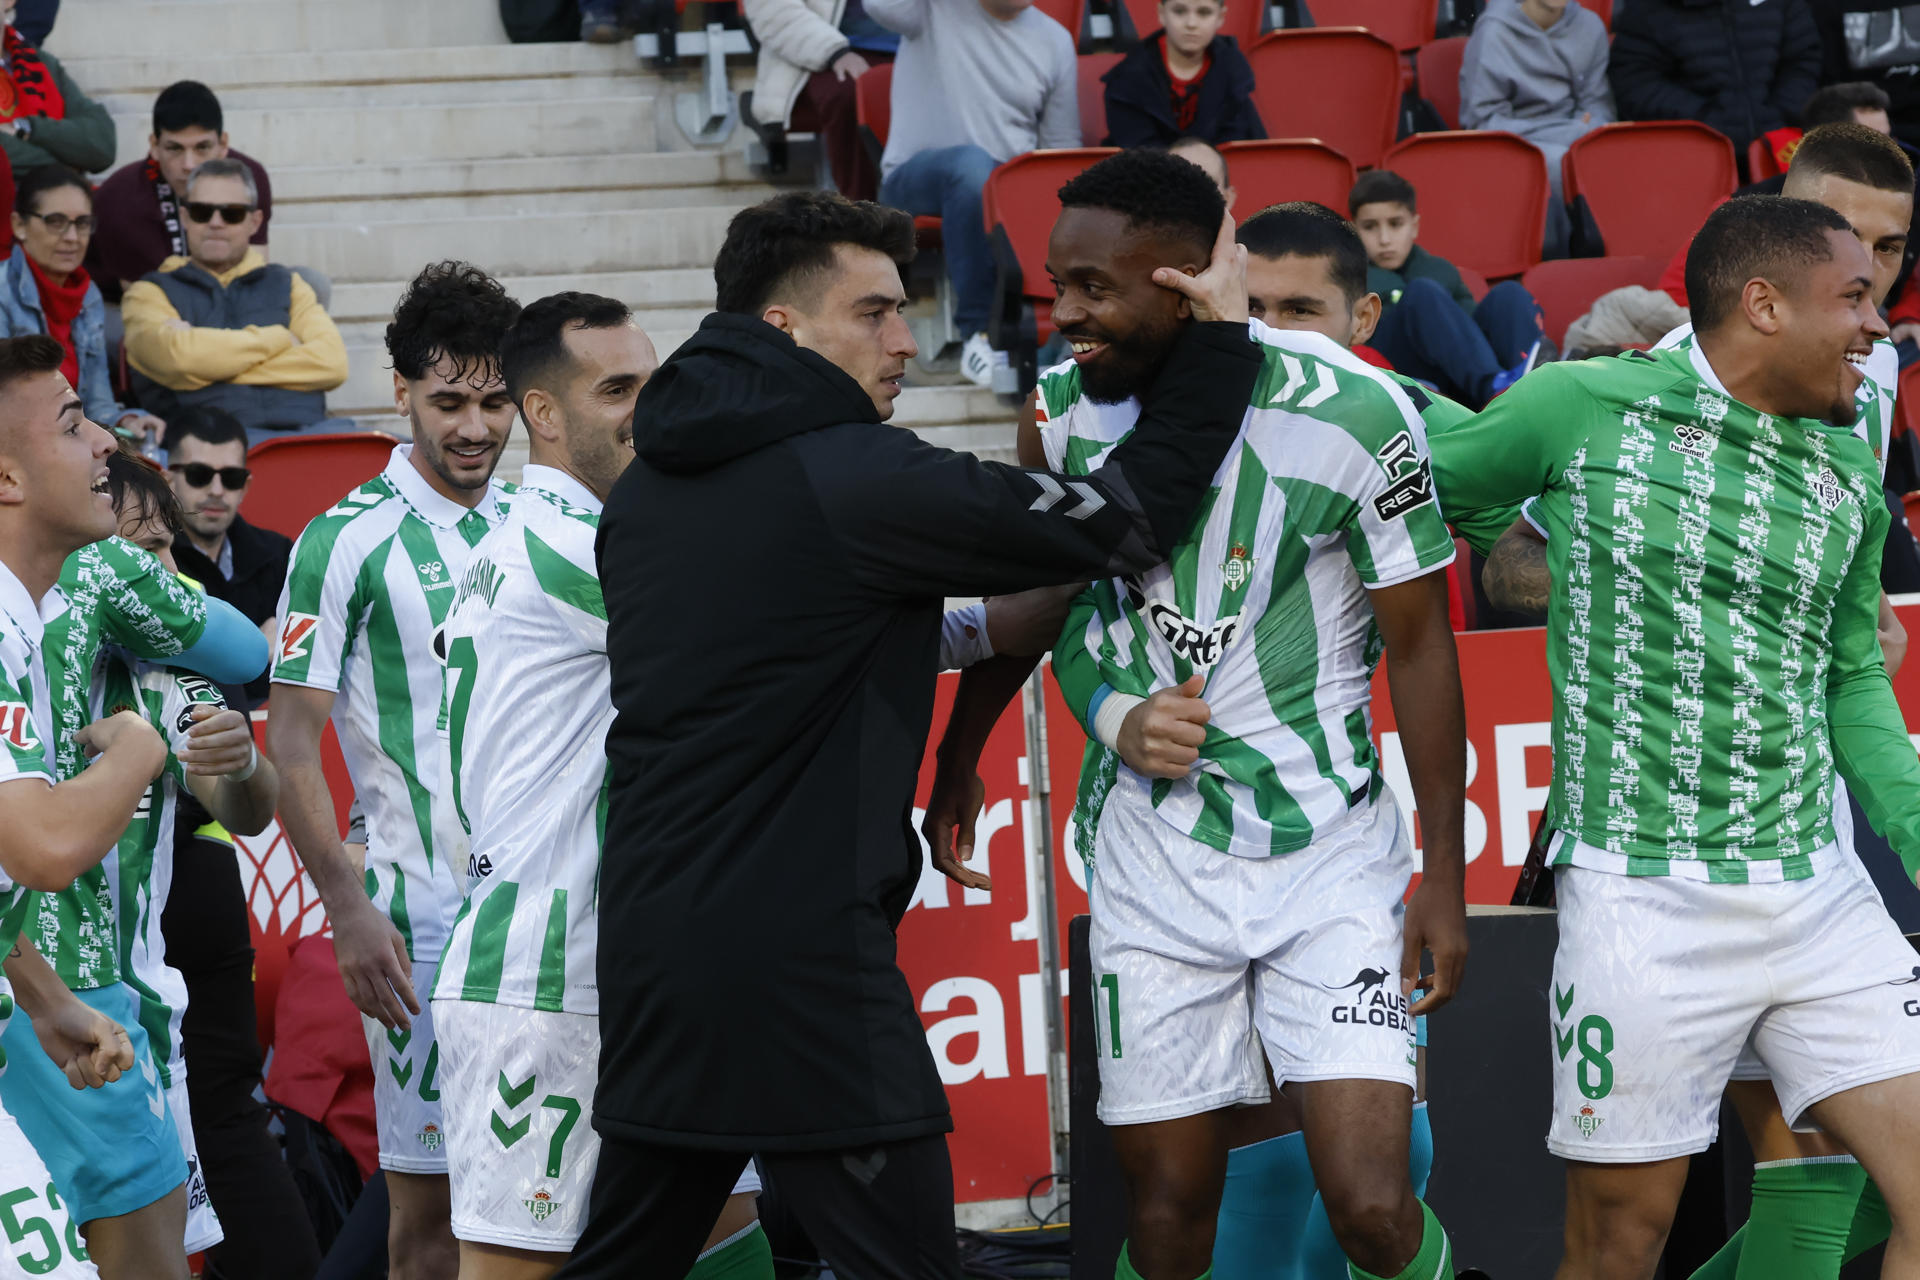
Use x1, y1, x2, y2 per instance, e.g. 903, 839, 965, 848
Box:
0, 452, 27, 508
761, 303, 798, 338
1743, 277, 1785, 336
1351, 292, 1382, 345
391, 371, 409, 420
521, 387, 562, 444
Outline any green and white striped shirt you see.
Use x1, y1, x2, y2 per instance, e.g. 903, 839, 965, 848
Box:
435, 467, 609, 1014
1047, 320, 1458, 861
0, 559, 63, 1073
273, 446, 509, 962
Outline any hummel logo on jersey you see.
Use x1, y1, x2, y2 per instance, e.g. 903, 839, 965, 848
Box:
0, 703, 38, 752
1371, 431, 1436, 521
1027, 473, 1106, 521
1810, 465, 1848, 513
1146, 600, 1239, 666
279, 613, 321, 664
1669, 422, 1715, 460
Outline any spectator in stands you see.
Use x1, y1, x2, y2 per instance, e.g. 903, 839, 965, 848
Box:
1167, 134, 1238, 210
581, 0, 636, 41
0, 12, 113, 178
1101, 0, 1263, 147
120, 158, 349, 443
1812, 1, 1920, 149
744, 0, 898, 201
164, 407, 290, 668
0, 165, 164, 441
90, 81, 278, 305
11, 1, 54, 47
1350, 169, 1546, 408
1608, 0, 1820, 158
871, 0, 1079, 387
1459, 0, 1611, 198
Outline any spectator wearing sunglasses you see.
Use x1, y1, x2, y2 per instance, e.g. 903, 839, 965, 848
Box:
0, 164, 163, 442
121, 158, 349, 443
163, 407, 290, 704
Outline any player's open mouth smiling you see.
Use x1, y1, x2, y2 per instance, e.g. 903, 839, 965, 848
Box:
1067, 338, 1109, 365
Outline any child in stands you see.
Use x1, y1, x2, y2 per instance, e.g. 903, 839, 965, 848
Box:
1102, 0, 1264, 146
1350, 169, 1548, 408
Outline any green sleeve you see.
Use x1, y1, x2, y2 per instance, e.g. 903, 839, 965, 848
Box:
1827, 494, 1920, 874
1426, 364, 1587, 557
1050, 585, 1109, 734
94, 538, 209, 659
16, 55, 116, 174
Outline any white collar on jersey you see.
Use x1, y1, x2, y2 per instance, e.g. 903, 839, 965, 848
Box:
1684, 336, 1733, 398
518, 464, 603, 515
383, 444, 503, 529
0, 555, 64, 650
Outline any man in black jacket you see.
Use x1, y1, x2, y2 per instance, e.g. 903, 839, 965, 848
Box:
164, 405, 290, 709
1609, 0, 1822, 157
570, 176, 1262, 1279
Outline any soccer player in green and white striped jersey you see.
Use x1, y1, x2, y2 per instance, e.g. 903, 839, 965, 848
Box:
431, 295, 771, 1280
268, 262, 521, 1280
1038, 150, 1468, 1280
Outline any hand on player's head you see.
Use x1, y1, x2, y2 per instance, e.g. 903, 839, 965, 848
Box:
1117, 673, 1212, 779
1153, 212, 1248, 326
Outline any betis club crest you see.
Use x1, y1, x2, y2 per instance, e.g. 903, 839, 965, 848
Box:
1221, 542, 1255, 591
1571, 1105, 1604, 1138
417, 1123, 444, 1153
526, 1189, 560, 1222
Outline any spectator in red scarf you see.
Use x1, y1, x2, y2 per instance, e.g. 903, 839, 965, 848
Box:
1101, 0, 1263, 146
0, 166, 164, 442
0, 1, 114, 178
89, 81, 275, 304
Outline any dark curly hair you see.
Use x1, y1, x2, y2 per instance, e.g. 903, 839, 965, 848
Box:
715, 190, 916, 317
385, 261, 523, 386
108, 445, 185, 536
1686, 195, 1852, 333
1057, 148, 1223, 260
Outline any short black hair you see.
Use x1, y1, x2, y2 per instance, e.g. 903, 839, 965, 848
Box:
1057, 148, 1224, 258
1803, 81, 1892, 129
153, 80, 223, 137
161, 406, 248, 456
108, 447, 185, 536
501, 292, 634, 408
0, 335, 65, 398
1237, 202, 1371, 304
1348, 170, 1417, 216
15, 165, 89, 218
1789, 120, 1914, 194
714, 191, 915, 316
386, 261, 523, 385
1686, 195, 1854, 332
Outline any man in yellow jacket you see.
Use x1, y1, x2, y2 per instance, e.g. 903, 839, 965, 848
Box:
122, 157, 348, 443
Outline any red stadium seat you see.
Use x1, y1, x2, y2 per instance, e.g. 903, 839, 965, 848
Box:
1456, 263, 1488, 303
1307, 0, 1435, 50
1900, 360, 1920, 439
242, 431, 400, 541
1382, 131, 1549, 279
1575, 0, 1611, 27
1079, 52, 1122, 144
1248, 29, 1403, 169
1416, 36, 1465, 130
1035, 0, 1088, 44
982, 147, 1118, 340
1520, 255, 1663, 348
856, 65, 942, 245
1115, 0, 1265, 49
1563, 121, 1738, 261
1747, 136, 1784, 182
1220, 138, 1357, 221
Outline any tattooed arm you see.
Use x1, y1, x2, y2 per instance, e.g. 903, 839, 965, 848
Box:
1483, 518, 1551, 622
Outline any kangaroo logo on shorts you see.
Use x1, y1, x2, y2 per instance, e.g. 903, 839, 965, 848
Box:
526, 1189, 560, 1222
1323, 966, 1409, 1030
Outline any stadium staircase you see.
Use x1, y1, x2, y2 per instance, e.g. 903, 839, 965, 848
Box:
56, 0, 1017, 477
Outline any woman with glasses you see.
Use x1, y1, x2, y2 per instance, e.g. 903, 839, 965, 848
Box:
0, 164, 165, 445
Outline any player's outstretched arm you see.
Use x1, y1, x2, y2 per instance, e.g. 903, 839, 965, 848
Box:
1482, 518, 1550, 621
1372, 571, 1469, 1014
5, 937, 135, 1089
267, 683, 418, 1030
0, 712, 165, 891
179, 705, 279, 836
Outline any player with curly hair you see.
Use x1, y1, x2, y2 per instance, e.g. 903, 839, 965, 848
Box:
266, 260, 522, 1280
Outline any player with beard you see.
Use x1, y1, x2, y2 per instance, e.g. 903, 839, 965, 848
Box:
1037, 150, 1468, 1280
268, 261, 520, 1280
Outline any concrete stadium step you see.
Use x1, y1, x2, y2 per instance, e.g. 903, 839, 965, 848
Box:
274, 182, 774, 228
61, 42, 636, 98
273, 204, 742, 283
56, 0, 511, 59
94, 73, 653, 121
270, 150, 767, 206
327, 268, 717, 325
102, 95, 658, 171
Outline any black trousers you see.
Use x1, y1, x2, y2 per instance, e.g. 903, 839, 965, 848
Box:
555, 1131, 962, 1280
162, 834, 323, 1280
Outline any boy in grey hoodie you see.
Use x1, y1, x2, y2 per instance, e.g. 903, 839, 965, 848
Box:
1460, 0, 1612, 200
